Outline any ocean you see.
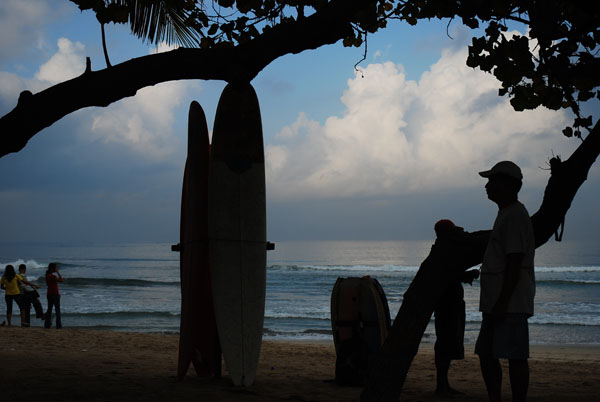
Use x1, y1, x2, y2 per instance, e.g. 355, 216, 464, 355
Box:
0, 239, 598, 345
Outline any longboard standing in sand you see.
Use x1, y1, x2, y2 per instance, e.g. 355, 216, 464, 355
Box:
177, 101, 221, 380
208, 83, 266, 386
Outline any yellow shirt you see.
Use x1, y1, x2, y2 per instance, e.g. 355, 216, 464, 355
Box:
0, 274, 23, 296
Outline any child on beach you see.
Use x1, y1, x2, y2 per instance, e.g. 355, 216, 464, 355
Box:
432, 219, 480, 395
1, 264, 40, 327
44, 263, 64, 329
18, 264, 45, 325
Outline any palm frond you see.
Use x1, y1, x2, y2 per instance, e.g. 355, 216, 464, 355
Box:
126, 0, 202, 47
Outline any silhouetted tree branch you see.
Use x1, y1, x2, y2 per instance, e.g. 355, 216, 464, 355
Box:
0, 0, 366, 157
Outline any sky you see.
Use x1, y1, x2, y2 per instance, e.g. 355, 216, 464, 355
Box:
0, 0, 598, 244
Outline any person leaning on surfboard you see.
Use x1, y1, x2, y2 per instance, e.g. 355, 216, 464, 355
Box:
432, 219, 479, 395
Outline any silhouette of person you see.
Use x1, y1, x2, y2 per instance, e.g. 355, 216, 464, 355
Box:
44, 263, 64, 329
1, 264, 39, 327
432, 219, 480, 395
17, 264, 45, 325
475, 161, 535, 402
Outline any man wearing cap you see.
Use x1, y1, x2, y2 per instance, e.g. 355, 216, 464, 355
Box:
476, 161, 535, 402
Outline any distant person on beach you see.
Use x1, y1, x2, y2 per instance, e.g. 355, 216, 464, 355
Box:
44, 263, 64, 329
18, 264, 45, 325
432, 219, 480, 395
476, 161, 535, 402
1, 264, 39, 327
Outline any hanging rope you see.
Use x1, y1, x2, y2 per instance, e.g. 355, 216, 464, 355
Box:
554, 217, 565, 242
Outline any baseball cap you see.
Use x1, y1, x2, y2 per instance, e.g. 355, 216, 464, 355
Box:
479, 161, 523, 181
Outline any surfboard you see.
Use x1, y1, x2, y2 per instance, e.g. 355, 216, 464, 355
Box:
208, 83, 266, 387
177, 100, 221, 380
331, 276, 391, 385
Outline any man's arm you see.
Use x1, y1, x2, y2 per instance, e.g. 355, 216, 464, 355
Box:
460, 269, 480, 285
21, 278, 40, 289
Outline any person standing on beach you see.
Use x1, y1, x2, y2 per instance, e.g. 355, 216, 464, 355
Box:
432, 219, 480, 395
18, 264, 45, 325
1, 264, 39, 327
475, 161, 535, 402
44, 263, 63, 329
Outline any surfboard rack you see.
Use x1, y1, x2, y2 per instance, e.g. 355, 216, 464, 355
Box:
173, 242, 273, 252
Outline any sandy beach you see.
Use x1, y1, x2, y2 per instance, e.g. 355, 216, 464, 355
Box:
0, 327, 598, 401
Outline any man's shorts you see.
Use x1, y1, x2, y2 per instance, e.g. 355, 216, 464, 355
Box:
434, 299, 466, 360
475, 313, 530, 360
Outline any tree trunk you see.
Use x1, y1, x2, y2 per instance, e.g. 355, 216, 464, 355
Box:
361, 121, 600, 402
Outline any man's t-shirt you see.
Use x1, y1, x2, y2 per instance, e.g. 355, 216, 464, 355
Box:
479, 201, 535, 316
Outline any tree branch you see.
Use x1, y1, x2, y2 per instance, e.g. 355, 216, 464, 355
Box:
0, 0, 368, 157
531, 119, 600, 246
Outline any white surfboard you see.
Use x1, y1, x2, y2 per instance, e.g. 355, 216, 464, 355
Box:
208, 83, 266, 386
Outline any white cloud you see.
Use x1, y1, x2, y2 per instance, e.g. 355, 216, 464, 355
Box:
0, 34, 199, 159
266, 47, 575, 200
0, 37, 87, 110
88, 43, 201, 159
0, 0, 59, 64
35, 38, 86, 84
90, 80, 197, 159
0, 71, 45, 110
154, 42, 180, 53
0, 37, 86, 110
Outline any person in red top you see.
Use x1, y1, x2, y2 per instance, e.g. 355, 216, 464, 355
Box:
44, 262, 63, 329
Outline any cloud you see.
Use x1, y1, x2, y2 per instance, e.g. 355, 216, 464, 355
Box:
90, 80, 197, 159
0, 35, 199, 159
0, 37, 86, 111
35, 37, 86, 84
266, 47, 573, 201
154, 42, 180, 53
0, 71, 44, 112
89, 42, 201, 159
0, 0, 59, 65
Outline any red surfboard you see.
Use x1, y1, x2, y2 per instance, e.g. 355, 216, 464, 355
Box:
331, 276, 391, 385
177, 101, 221, 379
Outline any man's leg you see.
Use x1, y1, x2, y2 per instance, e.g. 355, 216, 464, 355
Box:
509, 358, 529, 402
22, 295, 31, 325
476, 314, 502, 402
435, 355, 450, 393
479, 355, 502, 402
32, 296, 44, 319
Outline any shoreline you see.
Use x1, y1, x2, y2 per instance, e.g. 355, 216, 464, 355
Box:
11, 322, 600, 348
1, 327, 598, 401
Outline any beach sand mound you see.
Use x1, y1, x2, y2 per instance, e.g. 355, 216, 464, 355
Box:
0, 328, 598, 401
